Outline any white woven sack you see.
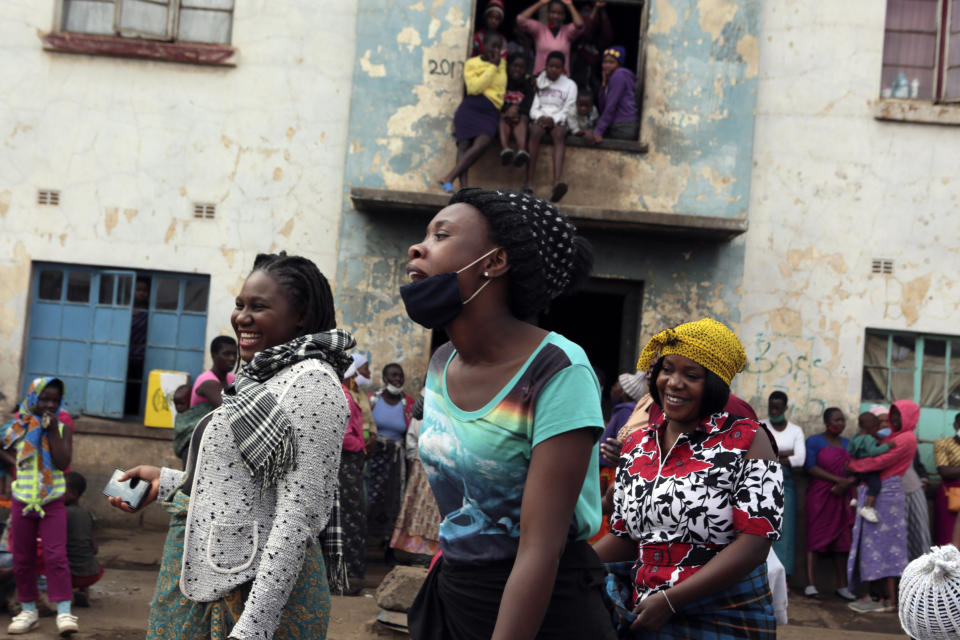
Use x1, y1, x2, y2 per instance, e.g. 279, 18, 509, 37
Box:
899, 545, 960, 640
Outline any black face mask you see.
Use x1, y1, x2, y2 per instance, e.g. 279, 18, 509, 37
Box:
399, 248, 497, 330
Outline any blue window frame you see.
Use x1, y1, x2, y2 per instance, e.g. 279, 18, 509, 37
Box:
23, 263, 210, 419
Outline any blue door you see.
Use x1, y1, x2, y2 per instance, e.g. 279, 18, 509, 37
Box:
23, 266, 135, 417
141, 275, 210, 412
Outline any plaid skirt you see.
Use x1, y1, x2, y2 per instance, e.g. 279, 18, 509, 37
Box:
614, 563, 774, 640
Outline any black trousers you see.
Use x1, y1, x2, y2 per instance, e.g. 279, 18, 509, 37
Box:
408, 540, 616, 640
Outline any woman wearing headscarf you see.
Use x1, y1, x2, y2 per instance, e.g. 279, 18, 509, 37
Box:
2, 377, 77, 635
109, 252, 352, 639
846, 399, 919, 613
587, 45, 639, 143
404, 188, 613, 639
595, 318, 783, 639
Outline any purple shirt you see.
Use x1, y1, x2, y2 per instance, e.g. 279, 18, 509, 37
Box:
595, 66, 638, 136
599, 401, 637, 467
516, 15, 583, 76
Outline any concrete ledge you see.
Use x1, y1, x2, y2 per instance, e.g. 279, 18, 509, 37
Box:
42, 32, 238, 67
73, 415, 173, 441
350, 187, 748, 239
872, 98, 960, 126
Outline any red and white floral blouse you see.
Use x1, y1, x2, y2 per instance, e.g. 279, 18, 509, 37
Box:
610, 411, 783, 602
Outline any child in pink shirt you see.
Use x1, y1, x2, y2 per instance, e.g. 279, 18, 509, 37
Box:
516, 0, 584, 76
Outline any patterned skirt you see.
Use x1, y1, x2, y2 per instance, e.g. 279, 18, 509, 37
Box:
366, 437, 406, 540
847, 478, 908, 590
904, 487, 932, 561
147, 489, 331, 640
390, 459, 441, 556
628, 564, 775, 639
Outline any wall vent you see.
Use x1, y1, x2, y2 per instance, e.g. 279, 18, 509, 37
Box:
37, 189, 60, 206
193, 202, 216, 219
871, 259, 894, 275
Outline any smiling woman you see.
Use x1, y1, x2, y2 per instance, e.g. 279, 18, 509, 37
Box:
108, 252, 353, 640
594, 318, 783, 640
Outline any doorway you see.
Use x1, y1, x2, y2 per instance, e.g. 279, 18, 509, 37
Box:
539, 278, 643, 416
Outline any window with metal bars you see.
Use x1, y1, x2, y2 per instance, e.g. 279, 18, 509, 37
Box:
881, 0, 960, 102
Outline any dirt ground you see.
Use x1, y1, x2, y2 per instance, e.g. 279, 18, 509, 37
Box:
0, 527, 909, 639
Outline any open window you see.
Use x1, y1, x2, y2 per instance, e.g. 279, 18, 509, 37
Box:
471, 0, 647, 144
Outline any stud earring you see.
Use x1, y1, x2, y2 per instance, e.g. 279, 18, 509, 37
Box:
483, 271, 490, 277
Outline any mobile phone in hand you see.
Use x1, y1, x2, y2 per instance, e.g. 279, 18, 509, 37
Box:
102, 469, 150, 510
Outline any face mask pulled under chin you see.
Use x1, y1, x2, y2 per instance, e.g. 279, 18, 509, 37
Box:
385, 383, 404, 395
355, 374, 372, 389
399, 248, 497, 330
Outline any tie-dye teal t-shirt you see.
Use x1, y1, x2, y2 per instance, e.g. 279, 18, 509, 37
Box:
419, 332, 604, 563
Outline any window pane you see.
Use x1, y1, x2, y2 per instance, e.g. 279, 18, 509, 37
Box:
885, 0, 939, 31
945, 66, 960, 100
155, 278, 180, 310
921, 369, 946, 407
117, 275, 133, 306
864, 332, 889, 367
37, 270, 63, 300
883, 32, 938, 67
178, 8, 232, 44
183, 280, 209, 312
891, 335, 916, 367
924, 339, 946, 369
181, 0, 234, 9
892, 369, 915, 401
99, 274, 115, 304
881, 66, 934, 99
116, 0, 172, 38
66, 272, 91, 303
63, 0, 116, 35
862, 367, 888, 401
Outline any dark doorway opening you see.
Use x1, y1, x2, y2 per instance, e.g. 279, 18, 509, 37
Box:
539, 278, 643, 417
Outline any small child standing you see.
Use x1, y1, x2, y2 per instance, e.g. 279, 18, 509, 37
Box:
64, 472, 102, 608
568, 92, 599, 139
1, 377, 77, 635
848, 412, 896, 524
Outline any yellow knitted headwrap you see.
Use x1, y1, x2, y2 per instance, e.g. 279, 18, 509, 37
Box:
636, 318, 746, 386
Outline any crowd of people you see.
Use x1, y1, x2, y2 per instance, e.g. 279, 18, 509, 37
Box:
4, 187, 960, 639
440, 0, 639, 203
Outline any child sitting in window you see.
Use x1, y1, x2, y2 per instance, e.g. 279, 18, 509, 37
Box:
472, 0, 509, 59
848, 412, 896, 524
63, 472, 101, 608
437, 33, 507, 194
569, 92, 599, 139
499, 53, 534, 167
525, 51, 577, 202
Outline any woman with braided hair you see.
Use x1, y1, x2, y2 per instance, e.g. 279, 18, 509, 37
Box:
108, 252, 353, 640
402, 188, 613, 640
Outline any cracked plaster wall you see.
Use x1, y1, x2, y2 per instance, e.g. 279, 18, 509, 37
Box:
0, 1, 358, 406
337, 0, 759, 387
737, 0, 960, 434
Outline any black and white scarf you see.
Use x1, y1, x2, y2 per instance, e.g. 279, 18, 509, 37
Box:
221, 329, 355, 592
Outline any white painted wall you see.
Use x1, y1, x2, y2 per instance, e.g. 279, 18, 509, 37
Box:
0, 1, 358, 405
738, 0, 960, 427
